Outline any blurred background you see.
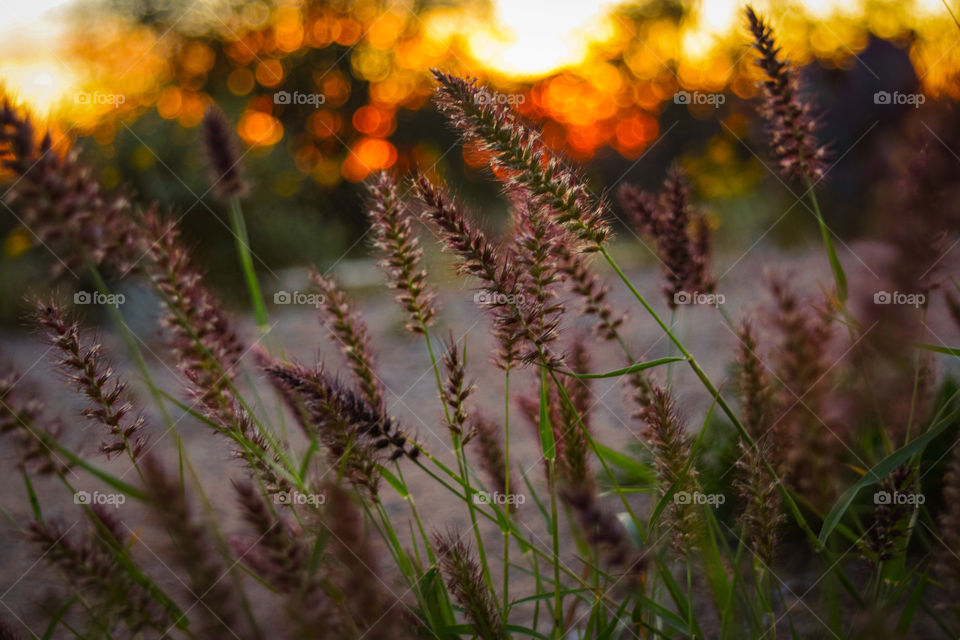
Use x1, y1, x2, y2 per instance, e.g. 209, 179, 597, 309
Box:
0, 0, 958, 320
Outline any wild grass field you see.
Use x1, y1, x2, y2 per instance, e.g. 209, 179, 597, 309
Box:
2, 4, 960, 639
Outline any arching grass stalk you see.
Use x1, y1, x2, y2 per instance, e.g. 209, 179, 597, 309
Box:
503, 368, 512, 621
540, 366, 564, 638
229, 195, 269, 331
804, 179, 848, 306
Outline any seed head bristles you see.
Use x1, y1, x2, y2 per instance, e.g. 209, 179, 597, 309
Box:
862, 465, 914, 563
431, 70, 610, 249
555, 342, 642, 576
468, 413, 515, 510
641, 386, 701, 555
618, 168, 715, 309
232, 481, 313, 593
265, 361, 418, 496
142, 209, 244, 414
733, 320, 783, 566
201, 106, 246, 200
554, 339, 593, 490
736, 320, 774, 442
141, 213, 288, 490
142, 456, 246, 638
745, 6, 829, 183
434, 530, 505, 640
232, 485, 336, 636
0, 101, 143, 275
441, 334, 473, 439
29, 519, 169, 635
628, 370, 656, 427
556, 242, 625, 342
311, 272, 386, 412
510, 196, 564, 363
0, 371, 70, 475
228, 405, 292, 496
34, 300, 147, 459
414, 174, 558, 367
367, 171, 437, 334
618, 182, 660, 237
266, 363, 382, 496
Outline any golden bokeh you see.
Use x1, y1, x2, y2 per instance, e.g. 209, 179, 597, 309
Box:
3, 0, 959, 184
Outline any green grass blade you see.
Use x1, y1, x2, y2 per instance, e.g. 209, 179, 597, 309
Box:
819, 409, 958, 543
551, 357, 685, 379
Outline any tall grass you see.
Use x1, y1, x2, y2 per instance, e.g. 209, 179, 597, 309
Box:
0, 6, 959, 639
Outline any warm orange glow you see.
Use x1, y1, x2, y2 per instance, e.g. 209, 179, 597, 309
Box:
352, 106, 395, 137
239, 111, 283, 147
4, 0, 960, 188
256, 60, 284, 88
342, 137, 397, 181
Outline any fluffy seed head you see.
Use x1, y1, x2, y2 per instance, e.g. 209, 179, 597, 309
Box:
34, 300, 147, 459
201, 106, 246, 199
745, 6, 829, 183
432, 71, 609, 248
434, 530, 504, 640
367, 171, 437, 333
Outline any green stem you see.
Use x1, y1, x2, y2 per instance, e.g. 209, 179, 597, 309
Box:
803, 180, 848, 305
666, 307, 678, 386
503, 368, 511, 622
598, 246, 823, 550
548, 456, 563, 638
420, 323, 494, 593
228, 196, 269, 330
